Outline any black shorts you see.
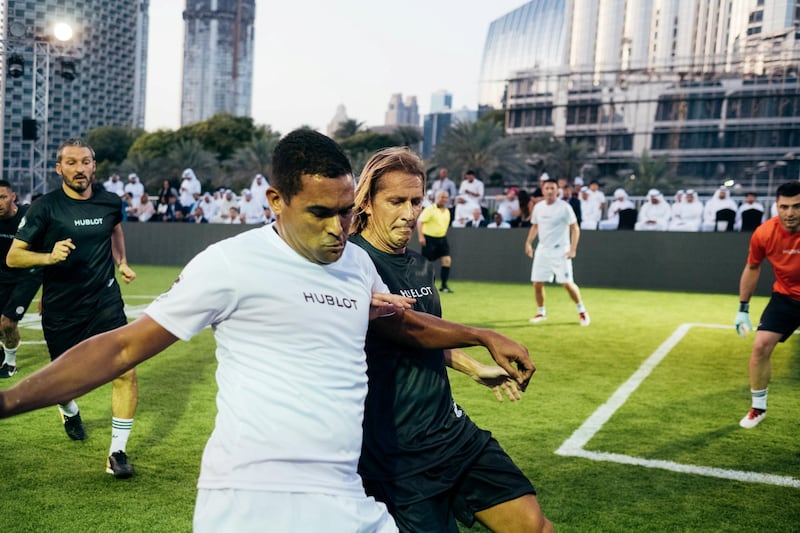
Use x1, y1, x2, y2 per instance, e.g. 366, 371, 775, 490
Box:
363, 433, 536, 532
758, 292, 800, 342
421, 235, 450, 262
0, 272, 42, 322
42, 303, 127, 361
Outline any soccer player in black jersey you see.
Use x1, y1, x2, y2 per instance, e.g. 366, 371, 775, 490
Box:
0, 180, 42, 378
7, 139, 138, 479
351, 147, 554, 533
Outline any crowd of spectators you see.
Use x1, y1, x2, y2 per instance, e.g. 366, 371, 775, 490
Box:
102, 169, 275, 225
424, 169, 777, 234
105, 166, 778, 233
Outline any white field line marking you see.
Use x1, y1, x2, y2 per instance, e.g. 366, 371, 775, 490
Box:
555, 322, 800, 489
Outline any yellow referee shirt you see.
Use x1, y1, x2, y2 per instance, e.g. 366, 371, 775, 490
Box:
419, 205, 451, 237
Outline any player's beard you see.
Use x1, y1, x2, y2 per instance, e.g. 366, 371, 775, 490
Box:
64, 172, 92, 195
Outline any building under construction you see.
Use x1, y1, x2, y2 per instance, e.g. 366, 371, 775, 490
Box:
181, 0, 255, 126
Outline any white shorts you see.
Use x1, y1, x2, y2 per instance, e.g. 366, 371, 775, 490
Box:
194, 489, 398, 533
531, 252, 574, 284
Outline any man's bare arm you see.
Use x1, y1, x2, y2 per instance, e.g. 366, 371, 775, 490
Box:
111, 224, 136, 283
7, 238, 74, 268
738, 263, 761, 303
370, 309, 535, 390
0, 315, 178, 418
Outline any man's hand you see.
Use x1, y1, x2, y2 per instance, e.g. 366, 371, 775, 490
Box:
470, 364, 522, 402
481, 331, 535, 391
49, 238, 75, 264
735, 311, 752, 337
369, 292, 415, 320
119, 263, 136, 284
524, 242, 534, 258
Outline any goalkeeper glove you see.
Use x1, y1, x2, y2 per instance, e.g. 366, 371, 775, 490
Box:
735, 310, 752, 337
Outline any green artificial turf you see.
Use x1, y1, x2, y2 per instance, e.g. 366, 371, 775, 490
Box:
0, 267, 797, 532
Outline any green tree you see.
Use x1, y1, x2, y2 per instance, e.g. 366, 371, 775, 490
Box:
160, 139, 220, 189
181, 113, 258, 162
432, 120, 526, 185
333, 119, 365, 141
128, 129, 183, 160
223, 130, 282, 190
602, 150, 678, 195
392, 125, 423, 148
86, 125, 145, 179
477, 109, 506, 127
118, 152, 165, 193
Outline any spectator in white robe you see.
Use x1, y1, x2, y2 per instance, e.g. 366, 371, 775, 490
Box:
701, 186, 738, 231
599, 188, 635, 230
250, 174, 269, 208
179, 168, 203, 209
668, 189, 703, 231
124, 173, 145, 200
238, 188, 264, 224
578, 186, 601, 229
103, 174, 125, 197
635, 189, 672, 231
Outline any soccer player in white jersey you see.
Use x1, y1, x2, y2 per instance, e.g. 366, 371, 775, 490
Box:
524, 178, 590, 326
0, 129, 534, 532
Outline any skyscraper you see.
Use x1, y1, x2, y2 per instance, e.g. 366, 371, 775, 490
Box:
481, 0, 800, 188
384, 93, 419, 126
1, 0, 149, 196
181, 0, 255, 126
430, 90, 453, 113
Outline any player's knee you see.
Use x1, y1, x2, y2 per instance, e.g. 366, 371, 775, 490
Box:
114, 367, 137, 386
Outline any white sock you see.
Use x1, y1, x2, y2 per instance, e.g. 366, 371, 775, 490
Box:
576, 302, 586, 313
3, 344, 18, 366
110, 417, 134, 454
751, 389, 767, 411
58, 401, 79, 417
537, 307, 546, 316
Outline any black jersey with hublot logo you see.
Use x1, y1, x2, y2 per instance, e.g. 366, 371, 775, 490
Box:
349, 234, 485, 482
15, 187, 123, 316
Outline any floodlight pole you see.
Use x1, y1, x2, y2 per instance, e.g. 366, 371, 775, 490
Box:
30, 40, 51, 196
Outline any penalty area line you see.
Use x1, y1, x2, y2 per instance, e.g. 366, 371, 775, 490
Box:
555, 322, 800, 489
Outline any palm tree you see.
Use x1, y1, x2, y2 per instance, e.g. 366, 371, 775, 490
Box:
392, 125, 423, 148
432, 120, 526, 185
334, 119, 365, 141
119, 152, 165, 192
627, 150, 678, 195
161, 139, 220, 189
224, 132, 281, 188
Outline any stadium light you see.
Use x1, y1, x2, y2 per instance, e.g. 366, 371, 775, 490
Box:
7, 53, 24, 78
53, 22, 74, 42
59, 59, 76, 81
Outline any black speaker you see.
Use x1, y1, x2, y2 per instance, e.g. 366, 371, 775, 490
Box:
22, 119, 37, 140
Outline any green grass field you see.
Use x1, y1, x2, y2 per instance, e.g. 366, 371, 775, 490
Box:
0, 266, 798, 532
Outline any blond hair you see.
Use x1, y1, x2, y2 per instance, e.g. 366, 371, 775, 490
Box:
351, 147, 426, 234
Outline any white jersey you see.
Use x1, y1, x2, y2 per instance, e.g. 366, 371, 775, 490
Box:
145, 224, 388, 496
531, 199, 576, 254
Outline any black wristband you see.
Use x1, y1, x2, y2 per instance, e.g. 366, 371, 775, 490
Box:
739, 302, 749, 313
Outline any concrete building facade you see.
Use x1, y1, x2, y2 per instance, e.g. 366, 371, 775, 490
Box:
1, 0, 149, 196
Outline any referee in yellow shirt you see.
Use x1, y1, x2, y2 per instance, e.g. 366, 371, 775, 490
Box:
418, 190, 454, 293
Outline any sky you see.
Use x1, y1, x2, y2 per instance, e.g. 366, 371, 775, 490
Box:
145, 0, 527, 134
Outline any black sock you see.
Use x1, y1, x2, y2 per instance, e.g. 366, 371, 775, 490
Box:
441, 266, 450, 287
